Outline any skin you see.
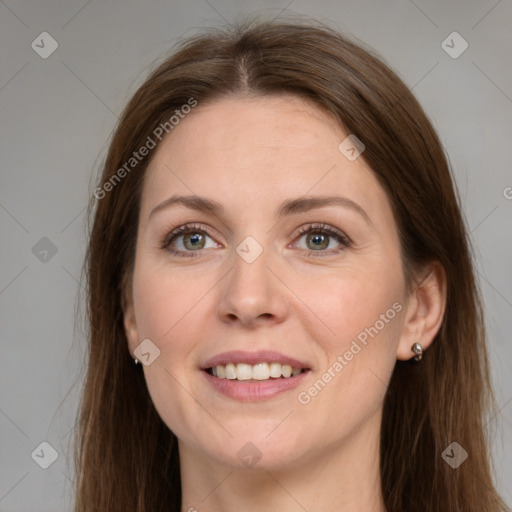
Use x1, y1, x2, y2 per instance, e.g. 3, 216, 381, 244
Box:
124, 94, 446, 512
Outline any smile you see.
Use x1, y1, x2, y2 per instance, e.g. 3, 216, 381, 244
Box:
200, 350, 312, 401
206, 362, 305, 380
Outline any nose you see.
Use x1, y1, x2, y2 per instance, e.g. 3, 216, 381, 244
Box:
216, 244, 289, 328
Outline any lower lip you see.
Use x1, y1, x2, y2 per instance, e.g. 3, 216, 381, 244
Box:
202, 369, 310, 402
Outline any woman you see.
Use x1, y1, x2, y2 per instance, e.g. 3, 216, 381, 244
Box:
75, 18, 509, 512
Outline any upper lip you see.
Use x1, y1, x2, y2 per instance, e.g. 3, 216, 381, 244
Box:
201, 350, 311, 370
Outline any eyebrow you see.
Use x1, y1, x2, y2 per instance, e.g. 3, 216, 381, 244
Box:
149, 194, 372, 226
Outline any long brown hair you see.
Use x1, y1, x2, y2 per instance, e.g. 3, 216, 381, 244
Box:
75, 17, 509, 511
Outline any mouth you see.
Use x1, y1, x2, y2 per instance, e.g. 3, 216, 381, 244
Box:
200, 350, 312, 401
204, 362, 309, 381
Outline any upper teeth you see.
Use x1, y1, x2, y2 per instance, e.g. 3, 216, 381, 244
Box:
211, 363, 303, 380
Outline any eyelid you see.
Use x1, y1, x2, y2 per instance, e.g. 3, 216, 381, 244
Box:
161, 222, 221, 248
161, 221, 351, 257
289, 222, 352, 256
292, 222, 351, 245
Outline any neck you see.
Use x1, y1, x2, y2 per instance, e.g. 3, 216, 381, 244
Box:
179, 410, 386, 512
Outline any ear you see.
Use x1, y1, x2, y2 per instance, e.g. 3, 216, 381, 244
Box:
396, 261, 447, 361
122, 285, 140, 358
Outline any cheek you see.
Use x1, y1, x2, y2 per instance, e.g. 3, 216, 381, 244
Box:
131, 266, 208, 440
132, 261, 210, 346
294, 262, 404, 408
293, 257, 405, 346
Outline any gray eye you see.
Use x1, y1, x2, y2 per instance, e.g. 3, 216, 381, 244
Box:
172, 231, 217, 251
305, 233, 330, 250
295, 231, 341, 251
182, 232, 205, 250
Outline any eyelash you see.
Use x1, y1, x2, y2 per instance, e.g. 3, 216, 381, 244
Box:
161, 222, 352, 258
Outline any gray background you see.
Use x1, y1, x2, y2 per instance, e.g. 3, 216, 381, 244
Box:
1, 1, 511, 510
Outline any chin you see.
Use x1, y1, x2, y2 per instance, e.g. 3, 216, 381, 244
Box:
196, 430, 315, 472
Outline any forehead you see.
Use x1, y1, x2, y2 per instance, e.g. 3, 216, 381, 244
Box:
140, 94, 391, 226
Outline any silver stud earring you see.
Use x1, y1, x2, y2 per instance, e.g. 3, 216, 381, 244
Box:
411, 342, 423, 361
134, 358, 140, 365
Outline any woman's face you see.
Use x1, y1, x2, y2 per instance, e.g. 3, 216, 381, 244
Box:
125, 94, 412, 470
